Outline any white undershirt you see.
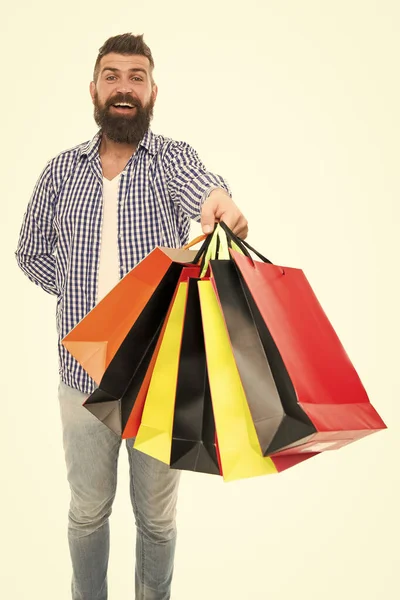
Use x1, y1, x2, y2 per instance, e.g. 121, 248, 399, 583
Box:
96, 174, 121, 303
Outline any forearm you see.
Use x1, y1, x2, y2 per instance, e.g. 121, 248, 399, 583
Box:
180, 173, 232, 222
166, 141, 231, 220
15, 248, 58, 296
15, 161, 59, 296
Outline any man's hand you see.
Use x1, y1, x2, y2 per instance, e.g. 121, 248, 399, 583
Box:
200, 188, 248, 239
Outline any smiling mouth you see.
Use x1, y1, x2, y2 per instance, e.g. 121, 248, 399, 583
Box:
110, 103, 137, 111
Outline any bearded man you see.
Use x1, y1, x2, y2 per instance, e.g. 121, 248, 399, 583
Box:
15, 32, 248, 600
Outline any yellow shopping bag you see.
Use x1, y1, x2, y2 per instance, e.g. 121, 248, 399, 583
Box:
198, 280, 278, 482
133, 282, 189, 463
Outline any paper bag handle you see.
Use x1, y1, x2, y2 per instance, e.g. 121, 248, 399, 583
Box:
219, 221, 273, 265
182, 234, 208, 250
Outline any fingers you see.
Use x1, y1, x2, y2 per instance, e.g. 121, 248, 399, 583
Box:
200, 202, 216, 235
234, 223, 249, 240
221, 214, 248, 240
200, 192, 248, 239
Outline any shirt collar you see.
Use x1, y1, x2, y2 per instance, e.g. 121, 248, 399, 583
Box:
78, 128, 158, 161
139, 128, 158, 154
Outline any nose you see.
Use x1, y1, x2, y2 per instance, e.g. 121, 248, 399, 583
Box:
115, 79, 135, 95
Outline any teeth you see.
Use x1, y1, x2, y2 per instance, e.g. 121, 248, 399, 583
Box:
114, 103, 134, 107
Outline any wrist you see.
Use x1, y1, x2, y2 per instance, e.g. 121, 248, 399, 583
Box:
204, 186, 230, 202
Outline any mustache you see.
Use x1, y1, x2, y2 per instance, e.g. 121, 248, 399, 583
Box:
105, 95, 142, 109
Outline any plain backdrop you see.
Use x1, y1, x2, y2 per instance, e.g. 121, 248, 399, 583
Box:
1, 1, 399, 599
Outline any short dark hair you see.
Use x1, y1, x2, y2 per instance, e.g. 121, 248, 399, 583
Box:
93, 33, 155, 84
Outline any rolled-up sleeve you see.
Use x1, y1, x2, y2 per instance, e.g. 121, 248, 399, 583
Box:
165, 141, 232, 222
15, 160, 59, 296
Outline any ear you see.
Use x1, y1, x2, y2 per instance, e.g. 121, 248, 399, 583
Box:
151, 83, 158, 104
89, 81, 96, 105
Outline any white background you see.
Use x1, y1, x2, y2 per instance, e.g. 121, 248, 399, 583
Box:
1, 1, 399, 599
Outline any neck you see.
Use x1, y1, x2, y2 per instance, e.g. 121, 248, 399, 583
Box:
98, 133, 136, 159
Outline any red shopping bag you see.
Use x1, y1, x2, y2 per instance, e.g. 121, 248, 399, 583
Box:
228, 242, 386, 454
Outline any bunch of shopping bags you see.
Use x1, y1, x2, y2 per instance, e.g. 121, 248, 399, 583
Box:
62, 224, 386, 482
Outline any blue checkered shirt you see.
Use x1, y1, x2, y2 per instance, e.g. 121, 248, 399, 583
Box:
16, 128, 231, 394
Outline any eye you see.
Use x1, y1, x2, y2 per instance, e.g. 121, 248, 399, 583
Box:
104, 74, 143, 82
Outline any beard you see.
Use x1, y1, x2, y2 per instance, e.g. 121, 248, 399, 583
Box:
93, 91, 155, 145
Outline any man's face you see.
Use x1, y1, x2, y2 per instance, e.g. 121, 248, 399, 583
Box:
90, 53, 158, 146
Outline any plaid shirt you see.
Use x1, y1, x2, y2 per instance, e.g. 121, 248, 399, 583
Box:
16, 128, 231, 394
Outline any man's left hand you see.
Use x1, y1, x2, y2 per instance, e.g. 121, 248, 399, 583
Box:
200, 188, 248, 239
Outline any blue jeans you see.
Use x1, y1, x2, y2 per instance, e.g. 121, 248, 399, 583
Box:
58, 380, 181, 600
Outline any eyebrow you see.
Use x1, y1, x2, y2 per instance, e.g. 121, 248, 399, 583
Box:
101, 67, 147, 76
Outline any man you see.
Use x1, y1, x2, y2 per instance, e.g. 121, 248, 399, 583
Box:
15, 33, 248, 600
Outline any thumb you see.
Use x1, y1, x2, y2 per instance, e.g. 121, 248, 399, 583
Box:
200, 201, 216, 234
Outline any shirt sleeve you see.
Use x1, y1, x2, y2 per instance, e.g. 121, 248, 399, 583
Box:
15, 160, 59, 296
165, 141, 232, 222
